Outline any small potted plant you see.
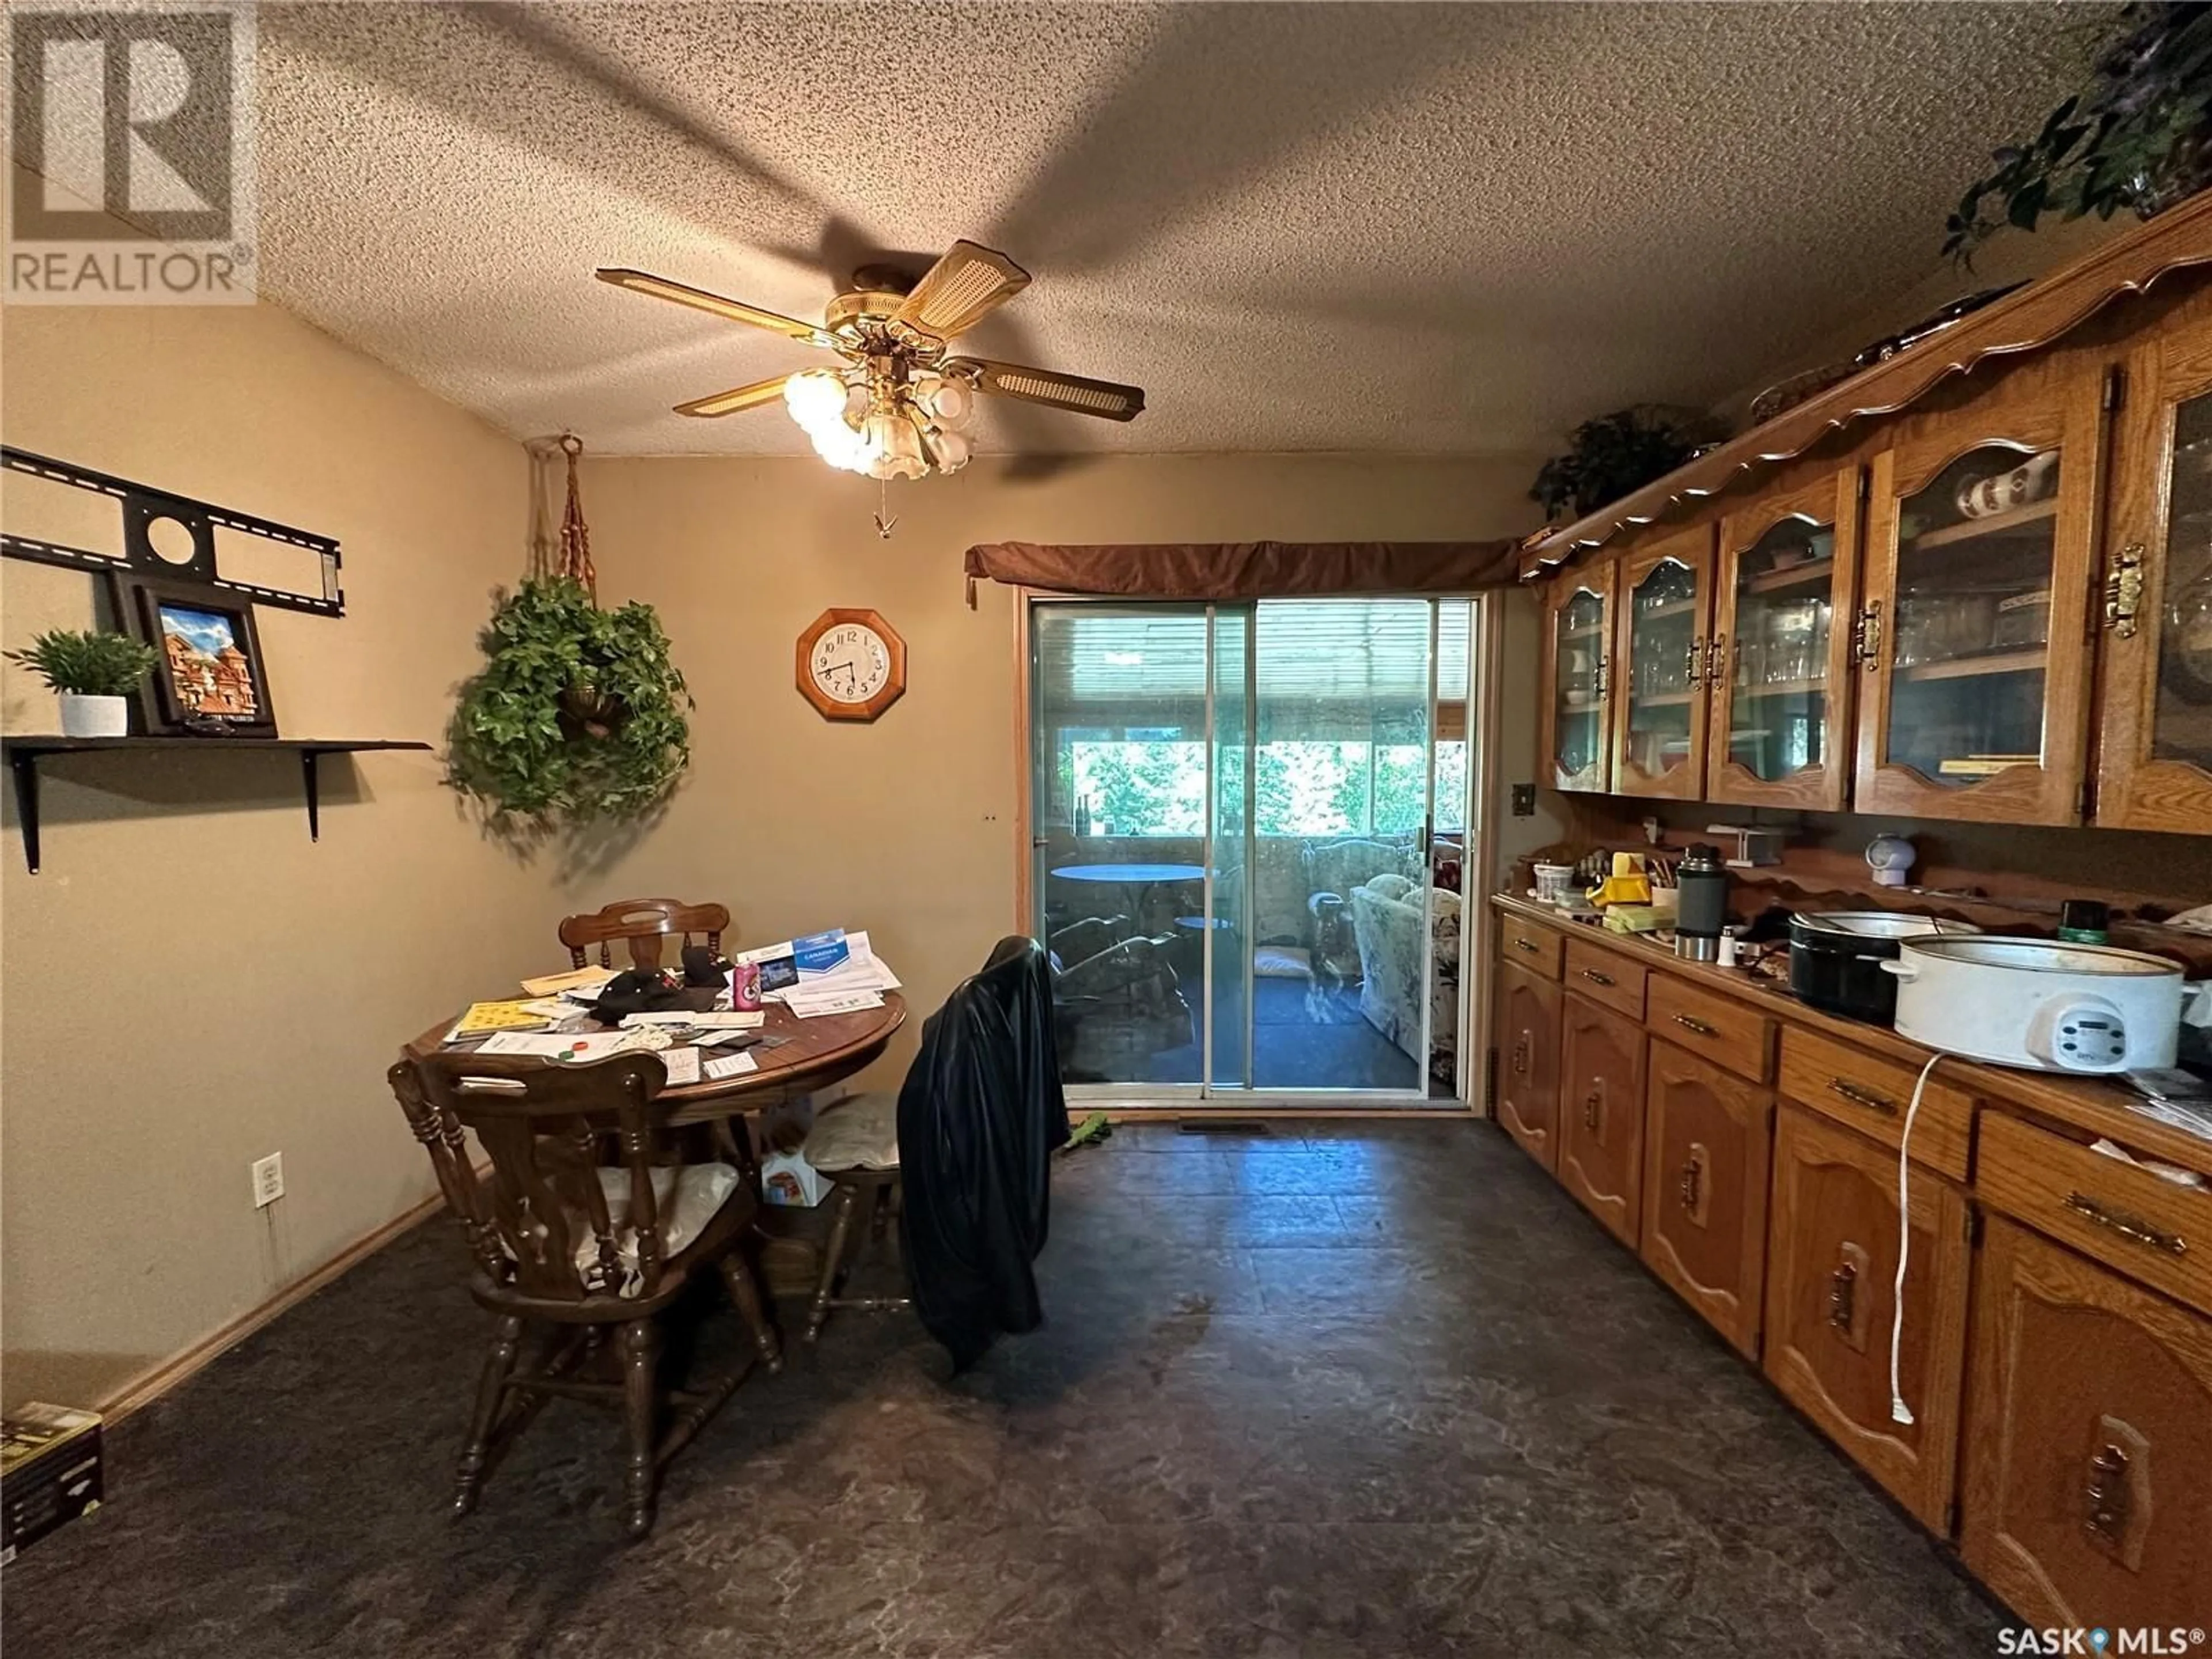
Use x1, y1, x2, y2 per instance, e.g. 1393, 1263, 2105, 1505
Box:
5, 628, 161, 737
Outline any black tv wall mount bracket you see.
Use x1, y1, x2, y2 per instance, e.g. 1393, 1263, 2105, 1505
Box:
1, 446, 344, 617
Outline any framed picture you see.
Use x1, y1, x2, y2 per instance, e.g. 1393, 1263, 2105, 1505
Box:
111, 574, 278, 737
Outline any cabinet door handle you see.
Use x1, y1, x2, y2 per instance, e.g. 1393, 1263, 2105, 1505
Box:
1706, 634, 1728, 685
1827, 1077, 1897, 1116
1677, 1143, 1709, 1224
1672, 1013, 1718, 1038
1580, 967, 1616, 988
1827, 1260, 1858, 1331
1683, 638, 1704, 687
1593, 653, 1609, 698
2103, 543, 2146, 639
1582, 1088, 1603, 1132
1513, 936, 1541, 954
2063, 1192, 2187, 1257
1851, 601, 1884, 672
2084, 1442, 2131, 1543
1510, 1033, 1531, 1077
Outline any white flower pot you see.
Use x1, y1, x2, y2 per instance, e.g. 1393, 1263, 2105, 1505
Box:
58, 693, 128, 738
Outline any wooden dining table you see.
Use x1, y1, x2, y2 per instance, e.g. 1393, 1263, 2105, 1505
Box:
404, 993, 909, 1128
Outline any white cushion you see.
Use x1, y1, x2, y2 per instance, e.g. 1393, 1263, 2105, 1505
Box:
1363, 872, 1416, 901
570, 1163, 738, 1297
804, 1091, 901, 1172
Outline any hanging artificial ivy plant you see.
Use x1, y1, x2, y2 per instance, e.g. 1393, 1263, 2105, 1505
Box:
445, 439, 692, 824
1944, 3, 2212, 265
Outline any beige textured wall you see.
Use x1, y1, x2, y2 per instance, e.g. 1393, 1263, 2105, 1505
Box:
577, 452, 1545, 1088
0, 300, 550, 1408
0, 293, 1544, 1410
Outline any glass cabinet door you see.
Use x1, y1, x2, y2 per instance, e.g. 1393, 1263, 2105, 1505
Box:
1611, 524, 1714, 798
2093, 312, 2212, 832
1854, 359, 2102, 824
1709, 469, 1859, 810
1545, 567, 1613, 791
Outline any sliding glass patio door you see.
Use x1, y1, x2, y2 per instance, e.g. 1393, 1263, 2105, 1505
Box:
1029, 597, 1474, 1103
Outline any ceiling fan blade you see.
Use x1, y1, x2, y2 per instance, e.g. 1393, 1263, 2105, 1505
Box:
673, 374, 796, 418
894, 241, 1031, 339
596, 267, 832, 347
948, 357, 1145, 421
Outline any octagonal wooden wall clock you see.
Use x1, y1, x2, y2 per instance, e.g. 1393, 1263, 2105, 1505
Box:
796, 608, 906, 721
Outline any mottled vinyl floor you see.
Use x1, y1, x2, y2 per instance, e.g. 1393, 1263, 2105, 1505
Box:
2, 1122, 2006, 1659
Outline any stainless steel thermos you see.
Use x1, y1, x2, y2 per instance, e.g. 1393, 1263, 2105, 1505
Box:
1675, 844, 1729, 962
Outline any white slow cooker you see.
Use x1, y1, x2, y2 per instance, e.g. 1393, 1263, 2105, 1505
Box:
1883, 937, 2208, 1074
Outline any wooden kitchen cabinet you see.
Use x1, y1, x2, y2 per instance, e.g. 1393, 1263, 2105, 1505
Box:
1555, 993, 1646, 1247
1494, 959, 1562, 1171
2093, 288, 2212, 832
1609, 522, 1716, 799
1707, 464, 1862, 810
1540, 563, 1615, 792
1763, 1103, 1971, 1531
1639, 1040, 1773, 1358
1853, 352, 2106, 824
1961, 1217, 2212, 1628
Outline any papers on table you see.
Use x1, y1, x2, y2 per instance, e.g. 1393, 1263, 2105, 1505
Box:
704, 1051, 759, 1081
660, 1047, 700, 1086
782, 987, 886, 1018
518, 965, 618, 997
450, 999, 553, 1036
474, 1031, 634, 1062
621, 1010, 763, 1029
740, 929, 900, 1017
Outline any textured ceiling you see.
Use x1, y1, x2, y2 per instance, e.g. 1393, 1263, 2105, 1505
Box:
249, 2, 2095, 459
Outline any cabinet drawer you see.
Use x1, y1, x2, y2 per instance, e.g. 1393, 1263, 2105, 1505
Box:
1777, 1027, 1976, 1183
1646, 975, 1774, 1084
1497, 916, 1563, 978
1977, 1111, 2212, 1317
1564, 939, 1645, 1020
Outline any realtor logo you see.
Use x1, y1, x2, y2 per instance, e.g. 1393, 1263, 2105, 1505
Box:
5, 0, 257, 302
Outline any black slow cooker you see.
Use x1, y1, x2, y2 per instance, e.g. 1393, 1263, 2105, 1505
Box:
1787, 912, 1982, 1025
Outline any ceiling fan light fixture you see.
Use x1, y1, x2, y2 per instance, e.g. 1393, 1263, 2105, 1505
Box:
863, 405, 929, 482
917, 373, 975, 429
925, 423, 971, 475
785, 368, 873, 474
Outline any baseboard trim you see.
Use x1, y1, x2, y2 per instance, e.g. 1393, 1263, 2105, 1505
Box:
97, 1184, 449, 1424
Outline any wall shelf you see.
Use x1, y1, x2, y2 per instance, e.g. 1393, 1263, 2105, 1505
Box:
1, 736, 431, 873
1906, 498, 2058, 552
1894, 649, 2046, 685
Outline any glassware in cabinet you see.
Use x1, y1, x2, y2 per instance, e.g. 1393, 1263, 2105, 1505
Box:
2094, 302, 2212, 833
1544, 565, 1614, 791
1853, 357, 2104, 824
1609, 524, 1715, 798
1709, 467, 1861, 810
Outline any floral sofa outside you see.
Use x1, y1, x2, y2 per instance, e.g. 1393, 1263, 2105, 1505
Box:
1348, 874, 1461, 1077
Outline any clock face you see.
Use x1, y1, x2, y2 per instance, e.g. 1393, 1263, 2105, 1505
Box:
808, 622, 891, 704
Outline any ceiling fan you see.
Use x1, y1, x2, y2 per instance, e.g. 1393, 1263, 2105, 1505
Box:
596, 240, 1145, 482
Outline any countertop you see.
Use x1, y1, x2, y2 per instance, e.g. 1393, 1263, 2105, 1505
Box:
1490, 892, 2212, 1180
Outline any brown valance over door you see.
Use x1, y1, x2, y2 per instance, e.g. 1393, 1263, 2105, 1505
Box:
963, 539, 1525, 605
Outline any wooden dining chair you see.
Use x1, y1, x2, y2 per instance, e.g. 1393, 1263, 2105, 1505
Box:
389, 1047, 780, 1540
558, 898, 731, 971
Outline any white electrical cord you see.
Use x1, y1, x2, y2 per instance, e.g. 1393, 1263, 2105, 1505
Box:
1889, 1051, 1948, 1426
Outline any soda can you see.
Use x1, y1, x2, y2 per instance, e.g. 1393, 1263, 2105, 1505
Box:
729, 961, 763, 1012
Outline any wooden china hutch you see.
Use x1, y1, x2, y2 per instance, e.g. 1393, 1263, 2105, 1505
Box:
1509, 196, 2212, 1633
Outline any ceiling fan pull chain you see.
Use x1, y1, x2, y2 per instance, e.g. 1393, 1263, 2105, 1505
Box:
557, 433, 599, 603
873, 475, 897, 540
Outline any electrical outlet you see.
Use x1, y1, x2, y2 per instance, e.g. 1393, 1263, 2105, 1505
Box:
1510, 783, 1536, 817
251, 1153, 284, 1209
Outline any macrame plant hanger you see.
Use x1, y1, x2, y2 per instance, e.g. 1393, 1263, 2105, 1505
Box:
557, 433, 598, 602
